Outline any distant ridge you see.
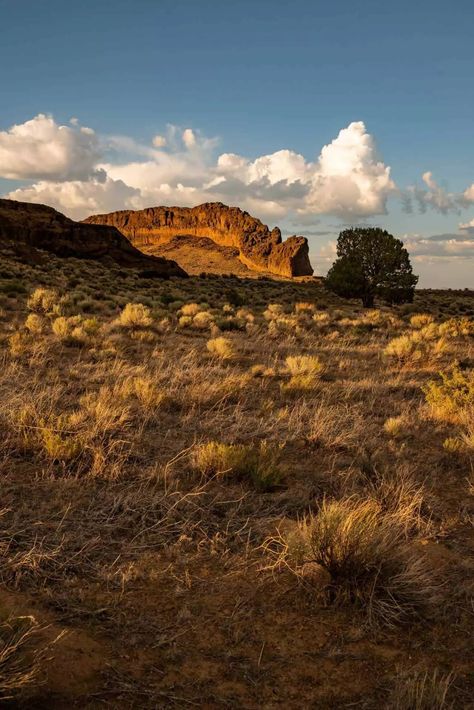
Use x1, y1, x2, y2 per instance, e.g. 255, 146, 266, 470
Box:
83, 202, 314, 278
0, 198, 187, 278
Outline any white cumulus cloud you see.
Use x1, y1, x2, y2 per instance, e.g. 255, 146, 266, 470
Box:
0, 114, 102, 181
6, 113, 465, 228
6, 177, 140, 221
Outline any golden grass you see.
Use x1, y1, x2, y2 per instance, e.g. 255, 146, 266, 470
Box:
116, 302, 153, 328
0, 248, 471, 705
276, 496, 439, 627
389, 668, 454, 709
206, 336, 235, 359
192, 440, 282, 491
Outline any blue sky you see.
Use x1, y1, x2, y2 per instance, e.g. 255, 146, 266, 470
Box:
1, 0, 474, 286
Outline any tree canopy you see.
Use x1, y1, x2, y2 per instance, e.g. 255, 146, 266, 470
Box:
325, 227, 418, 307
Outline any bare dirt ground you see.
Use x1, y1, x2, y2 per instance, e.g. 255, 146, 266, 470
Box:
0, 246, 472, 708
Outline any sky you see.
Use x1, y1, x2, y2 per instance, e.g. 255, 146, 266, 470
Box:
1, 0, 473, 287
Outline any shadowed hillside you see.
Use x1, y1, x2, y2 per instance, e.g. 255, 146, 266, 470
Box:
0, 198, 187, 278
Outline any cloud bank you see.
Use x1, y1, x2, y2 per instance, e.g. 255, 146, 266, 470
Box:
3, 115, 396, 221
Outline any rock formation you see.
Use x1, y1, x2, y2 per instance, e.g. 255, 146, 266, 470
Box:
83, 203, 313, 278
0, 199, 187, 278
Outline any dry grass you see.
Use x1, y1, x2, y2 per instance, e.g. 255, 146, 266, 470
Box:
275, 496, 439, 627
284, 354, 324, 390
206, 335, 235, 359
0, 616, 54, 701
116, 302, 153, 328
388, 668, 454, 709
192, 440, 282, 491
0, 247, 471, 706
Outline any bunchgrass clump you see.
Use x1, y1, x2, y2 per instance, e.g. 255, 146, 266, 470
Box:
206, 336, 235, 360
24, 313, 47, 335
284, 354, 324, 390
384, 415, 407, 438
280, 497, 438, 627
192, 441, 282, 491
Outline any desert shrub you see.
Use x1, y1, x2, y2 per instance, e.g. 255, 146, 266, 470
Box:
80, 317, 100, 336
313, 312, 331, 325
263, 303, 285, 320
192, 441, 282, 491
192, 311, 214, 330
388, 668, 454, 710
24, 313, 47, 335
215, 316, 244, 332
160, 291, 175, 306
442, 437, 463, 453
284, 355, 324, 390
129, 329, 157, 343
8, 332, 30, 358
178, 315, 193, 329
117, 303, 153, 328
51, 316, 72, 340
1, 279, 27, 295
281, 497, 438, 626
419, 323, 440, 341
236, 308, 255, 323
78, 298, 97, 313
294, 302, 315, 313
26, 287, 59, 315
384, 334, 421, 361
206, 337, 235, 360
225, 288, 245, 307
438, 316, 474, 338
120, 376, 169, 412
179, 302, 201, 317
384, 333, 446, 363
423, 367, 474, 423
410, 314, 434, 329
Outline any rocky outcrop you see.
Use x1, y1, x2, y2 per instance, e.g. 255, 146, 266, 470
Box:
83, 203, 313, 278
0, 199, 187, 278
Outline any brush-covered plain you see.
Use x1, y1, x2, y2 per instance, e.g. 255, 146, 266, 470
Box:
0, 245, 473, 708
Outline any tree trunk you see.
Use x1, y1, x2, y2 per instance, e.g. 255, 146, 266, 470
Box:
362, 292, 375, 308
